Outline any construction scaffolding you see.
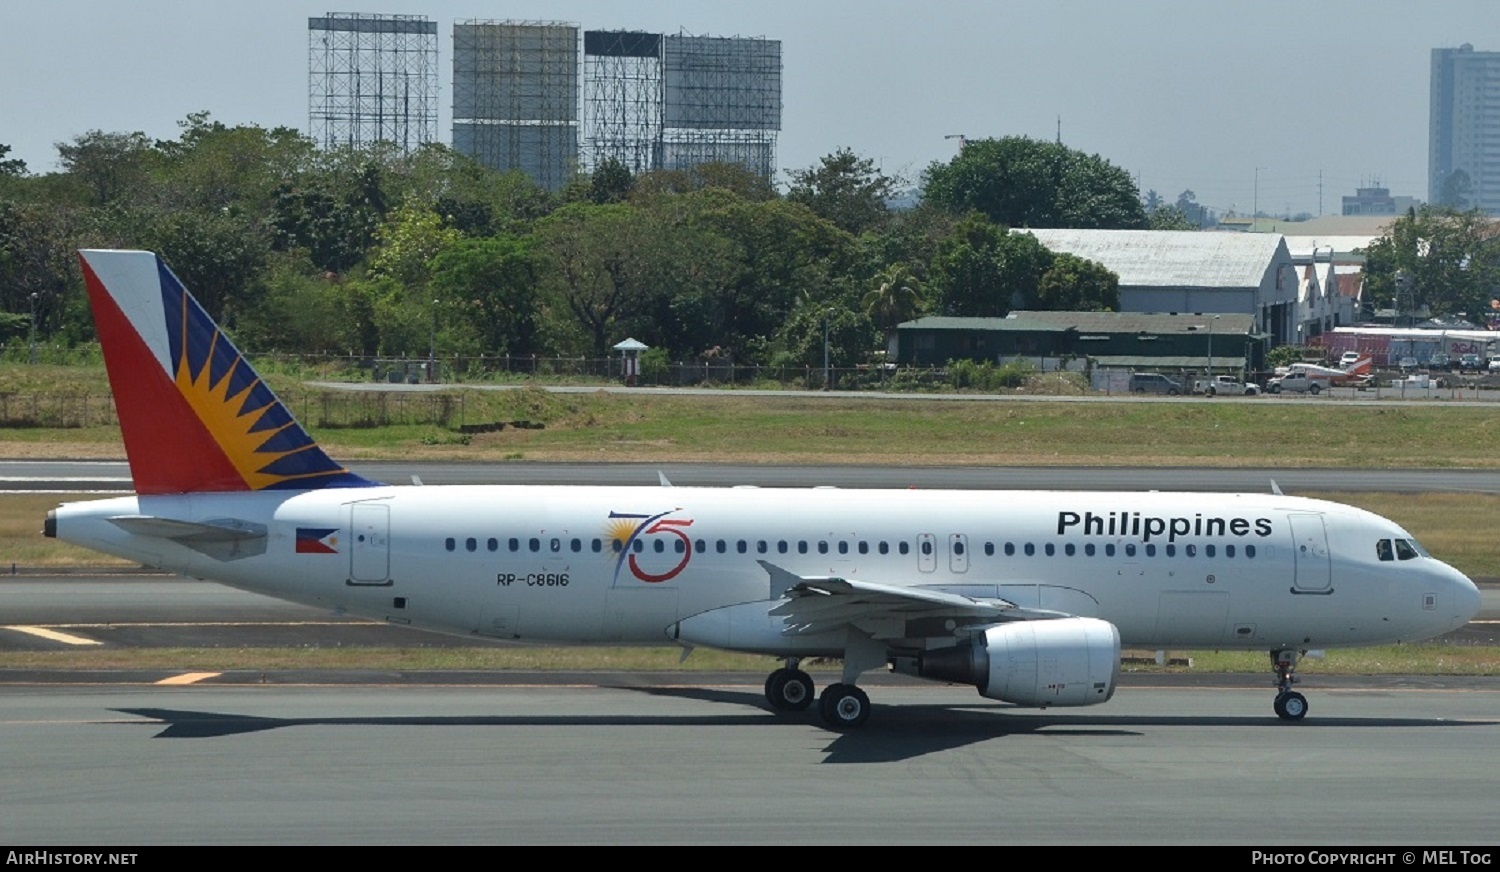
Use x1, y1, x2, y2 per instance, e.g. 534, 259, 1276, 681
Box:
582, 31, 663, 174
660, 36, 781, 179
452, 21, 580, 191
308, 13, 438, 152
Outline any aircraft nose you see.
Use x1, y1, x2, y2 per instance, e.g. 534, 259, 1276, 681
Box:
1452, 571, 1482, 631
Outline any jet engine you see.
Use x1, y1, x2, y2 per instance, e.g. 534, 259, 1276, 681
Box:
899, 617, 1120, 707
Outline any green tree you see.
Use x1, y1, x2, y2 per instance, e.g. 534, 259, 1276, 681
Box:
922, 136, 1146, 230
368, 202, 462, 287
430, 236, 543, 356
1363, 206, 1500, 319
684, 193, 856, 361
148, 209, 268, 328
151, 112, 316, 217
861, 263, 925, 331
786, 148, 896, 235
1035, 252, 1118, 311
271, 157, 389, 273
55, 130, 159, 207
1148, 205, 1197, 231
931, 215, 1055, 316
535, 201, 674, 356
588, 157, 635, 205
777, 300, 879, 372
0, 144, 25, 177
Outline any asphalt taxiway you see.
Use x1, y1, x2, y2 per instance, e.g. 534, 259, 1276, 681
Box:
2, 681, 1497, 845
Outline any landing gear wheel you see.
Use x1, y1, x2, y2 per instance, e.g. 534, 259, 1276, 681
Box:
818, 683, 871, 730
764, 668, 814, 712
1274, 691, 1308, 721
1270, 649, 1308, 721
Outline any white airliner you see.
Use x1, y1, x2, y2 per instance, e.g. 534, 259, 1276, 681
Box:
47, 250, 1481, 730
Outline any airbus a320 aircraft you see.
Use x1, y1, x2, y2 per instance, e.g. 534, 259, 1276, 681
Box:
47, 250, 1480, 730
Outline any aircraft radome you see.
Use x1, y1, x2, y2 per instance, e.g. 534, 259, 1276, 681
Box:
47, 250, 1481, 730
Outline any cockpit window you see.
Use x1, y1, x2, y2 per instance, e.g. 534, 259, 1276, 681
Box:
1394, 539, 1419, 561
1376, 539, 1393, 562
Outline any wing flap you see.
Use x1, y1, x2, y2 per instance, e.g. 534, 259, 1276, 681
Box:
757, 561, 1066, 640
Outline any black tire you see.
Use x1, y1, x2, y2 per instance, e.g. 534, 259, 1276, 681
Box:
1309, 383, 1321, 395
818, 683, 871, 730
1274, 691, 1308, 721
1167, 388, 1180, 396
765, 668, 814, 712
1205, 386, 1217, 397
1269, 384, 1281, 394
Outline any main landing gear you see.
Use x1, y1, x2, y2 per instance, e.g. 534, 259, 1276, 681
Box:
764, 660, 814, 712
1271, 649, 1308, 721
762, 660, 872, 730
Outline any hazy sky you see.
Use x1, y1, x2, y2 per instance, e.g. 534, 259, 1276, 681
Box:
2, 1, 1494, 218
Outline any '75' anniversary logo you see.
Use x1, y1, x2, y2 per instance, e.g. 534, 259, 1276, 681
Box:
608, 509, 694, 584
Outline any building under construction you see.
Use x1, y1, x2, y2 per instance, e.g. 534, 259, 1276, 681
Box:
308, 13, 439, 152
452, 22, 781, 189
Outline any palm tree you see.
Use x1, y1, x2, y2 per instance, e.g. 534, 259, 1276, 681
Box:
862, 263, 924, 332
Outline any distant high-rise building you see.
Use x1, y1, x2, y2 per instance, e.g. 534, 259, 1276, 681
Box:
1430, 44, 1500, 214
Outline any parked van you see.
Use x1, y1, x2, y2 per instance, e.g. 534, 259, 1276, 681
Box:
1128, 373, 1183, 395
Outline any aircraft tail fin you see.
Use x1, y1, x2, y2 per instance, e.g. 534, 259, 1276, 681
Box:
78, 249, 378, 495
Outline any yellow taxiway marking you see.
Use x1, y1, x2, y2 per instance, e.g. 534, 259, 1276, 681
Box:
155, 672, 221, 686
4, 626, 102, 646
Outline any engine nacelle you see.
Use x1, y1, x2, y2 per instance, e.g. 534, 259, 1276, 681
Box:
906, 617, 1120, 707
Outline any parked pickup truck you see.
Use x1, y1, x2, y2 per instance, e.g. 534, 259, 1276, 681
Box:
1266, 372, 1327, 394
1194, 375, 1262, 396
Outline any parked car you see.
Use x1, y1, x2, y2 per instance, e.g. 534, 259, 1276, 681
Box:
1460, 353, 1484, 372
1266, 372, 1325, 394
1339, 351, 1363, 367
1488, 355, 1500, 373
1128, 373, 1183, 395
1195, 375, 1261, 397
1398, 356, 1418, 371
1428, 352, 1452, 371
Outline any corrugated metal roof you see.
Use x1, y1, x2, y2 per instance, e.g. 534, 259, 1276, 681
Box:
1025, 229, 1286, 288
899, 312, 1256, 334
1092, 355, 1247, 369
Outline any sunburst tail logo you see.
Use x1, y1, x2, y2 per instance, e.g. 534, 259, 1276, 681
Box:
79, 250, 379, 495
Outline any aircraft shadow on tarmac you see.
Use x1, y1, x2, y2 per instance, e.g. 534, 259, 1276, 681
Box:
115, 692, 1492, 764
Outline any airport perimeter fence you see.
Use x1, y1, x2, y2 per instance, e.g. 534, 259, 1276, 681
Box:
0, 390, 472, 431
261, 351, 935, 392
3, 361, 1498, 434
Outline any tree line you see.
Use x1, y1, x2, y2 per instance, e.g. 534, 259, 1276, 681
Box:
1, 114, 1153, 367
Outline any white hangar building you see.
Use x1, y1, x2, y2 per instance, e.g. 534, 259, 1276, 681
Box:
1025, 229, 1301, 346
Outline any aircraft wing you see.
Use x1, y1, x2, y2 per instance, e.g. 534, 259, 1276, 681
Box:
759, 560, 1068, 639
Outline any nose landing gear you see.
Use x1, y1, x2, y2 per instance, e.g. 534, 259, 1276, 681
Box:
1271, 649, 1308, 721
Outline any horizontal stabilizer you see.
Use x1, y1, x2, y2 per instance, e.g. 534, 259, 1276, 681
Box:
108, 515, 267, 561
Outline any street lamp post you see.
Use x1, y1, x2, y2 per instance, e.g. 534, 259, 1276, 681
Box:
823, 309, 833, 390
428, 298, 438, 383
1208, 314, 1218, 377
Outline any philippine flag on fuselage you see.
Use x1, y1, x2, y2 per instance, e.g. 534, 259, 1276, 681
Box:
296, 527, 340, 554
